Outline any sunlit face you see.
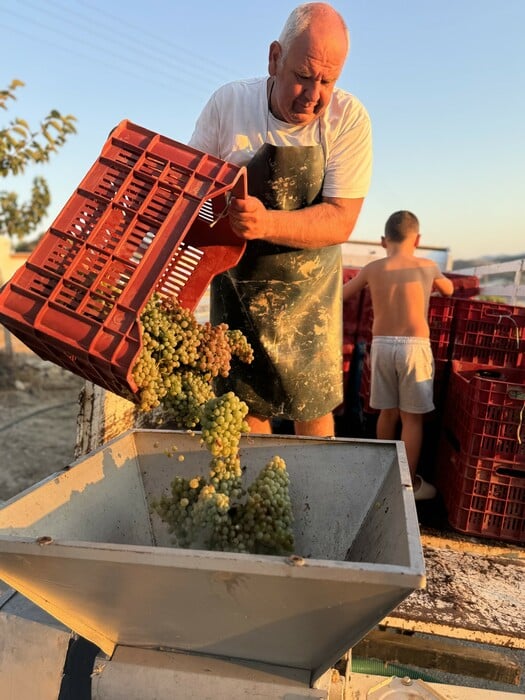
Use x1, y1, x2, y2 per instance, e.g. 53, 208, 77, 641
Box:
268, 27, 348, 126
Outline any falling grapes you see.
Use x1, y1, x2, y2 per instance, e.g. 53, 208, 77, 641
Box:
153, 392, 295, 556
134, 294, 294, 556
132, 294, 253, 421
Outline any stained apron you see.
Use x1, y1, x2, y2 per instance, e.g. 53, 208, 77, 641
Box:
211, 142, 342, 421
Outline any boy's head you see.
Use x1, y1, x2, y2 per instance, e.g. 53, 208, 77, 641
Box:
383, 210, 420, 244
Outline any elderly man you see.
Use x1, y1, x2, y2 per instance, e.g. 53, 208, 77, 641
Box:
189, 2, 372, 437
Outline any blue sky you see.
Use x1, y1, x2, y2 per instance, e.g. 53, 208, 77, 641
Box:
2, 0, 524, 262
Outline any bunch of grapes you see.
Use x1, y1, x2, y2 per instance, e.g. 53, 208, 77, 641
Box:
132, 294, 252, 424
153, 392, 295, 556
240, 456, 294, 555
154, 475, 206, 548
135, 294, 294, 556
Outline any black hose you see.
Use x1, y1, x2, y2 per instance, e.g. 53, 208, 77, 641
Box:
0, 401, 78, 433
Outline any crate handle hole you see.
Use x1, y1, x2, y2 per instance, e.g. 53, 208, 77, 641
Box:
495, 466, 525, 481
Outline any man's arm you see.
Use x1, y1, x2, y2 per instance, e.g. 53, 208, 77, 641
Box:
228, 195, 364, 248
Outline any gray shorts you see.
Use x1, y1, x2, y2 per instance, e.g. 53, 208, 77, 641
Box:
370, 336, 435, 414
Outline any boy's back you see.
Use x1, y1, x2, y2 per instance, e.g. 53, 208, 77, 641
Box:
343, 210, 454, 337
362, 254, 445, 338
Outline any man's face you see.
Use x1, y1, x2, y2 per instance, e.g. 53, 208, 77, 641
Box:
268, 28, 347, 126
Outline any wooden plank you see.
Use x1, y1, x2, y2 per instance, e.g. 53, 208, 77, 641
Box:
419, 530, 525, 560
382, 544, 525, 649
354, 629, 522, 686
74, 383, 167, 457
455, 259, 524, 276
454, 258, 525, 304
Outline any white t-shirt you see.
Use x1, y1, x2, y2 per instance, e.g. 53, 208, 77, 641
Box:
189, 77, 372, 200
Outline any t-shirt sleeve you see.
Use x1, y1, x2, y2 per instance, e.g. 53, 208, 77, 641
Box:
322, 98, 373, 200
188, 93, 221, 157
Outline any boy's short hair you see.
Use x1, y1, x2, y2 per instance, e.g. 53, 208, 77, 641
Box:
384, 211, 419, 242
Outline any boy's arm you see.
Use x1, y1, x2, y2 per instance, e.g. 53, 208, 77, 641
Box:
432, 270, 455, 296
343, 268, 368, 301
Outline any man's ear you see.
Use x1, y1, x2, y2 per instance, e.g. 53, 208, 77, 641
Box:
415, 233, 421, 248
380, 236, 387, 249
268, 41, 281, 76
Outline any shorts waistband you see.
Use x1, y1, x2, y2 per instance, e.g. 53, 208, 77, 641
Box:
372, 336, 431, 346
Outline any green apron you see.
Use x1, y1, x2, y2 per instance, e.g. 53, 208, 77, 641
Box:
211, 141, 343, 421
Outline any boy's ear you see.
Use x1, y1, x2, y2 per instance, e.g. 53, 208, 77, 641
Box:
380, 236, 387, 249
415, 233, 421, 247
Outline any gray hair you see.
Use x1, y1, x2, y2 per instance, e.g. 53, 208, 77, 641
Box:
278, 3, 349, 58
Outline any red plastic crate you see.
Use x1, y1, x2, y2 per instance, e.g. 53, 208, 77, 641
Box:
444, 272, 480, 298
428, 296, 455, 361
436, 433, 525, 544
343, 342, 355, 374
333, 341, 356, 416
443, 361, 525, 465
342, 267, 361, 284
356, 287, 373, 346
433, 359, 450, 407
342, 267, 362, 345
0, 120, 247, 400
451, 298, 525, 367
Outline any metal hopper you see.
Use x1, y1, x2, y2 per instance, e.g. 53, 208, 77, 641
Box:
0, 430, 425, 686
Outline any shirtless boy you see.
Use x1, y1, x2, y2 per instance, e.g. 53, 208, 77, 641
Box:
343, 211, 454, 500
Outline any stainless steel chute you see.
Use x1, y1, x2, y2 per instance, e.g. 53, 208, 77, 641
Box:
0, 430, 425, 686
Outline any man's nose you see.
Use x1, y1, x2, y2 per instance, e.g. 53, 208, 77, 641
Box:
304, 80, 321, 103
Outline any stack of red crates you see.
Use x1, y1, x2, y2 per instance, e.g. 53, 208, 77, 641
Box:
341, 270, 525, 543
436, 298, 525, 544
451, 298, 525, 367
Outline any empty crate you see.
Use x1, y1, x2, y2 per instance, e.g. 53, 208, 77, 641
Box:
436, 433, 525, 544
451, 298, 525, 367
444, 361, 525, 465
0, 120, 247, 400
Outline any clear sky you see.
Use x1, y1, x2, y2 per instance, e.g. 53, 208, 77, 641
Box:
2, 0, 524, 263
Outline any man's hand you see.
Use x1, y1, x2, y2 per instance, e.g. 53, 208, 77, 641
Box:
227, 195, 365, 248
228, 195, 269, 240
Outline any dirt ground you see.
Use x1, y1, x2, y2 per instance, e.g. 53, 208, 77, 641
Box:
0, 351, 84, 503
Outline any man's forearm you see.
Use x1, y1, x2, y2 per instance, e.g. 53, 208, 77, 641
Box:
263, 198, 363, 248
229, 196, 364, 249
